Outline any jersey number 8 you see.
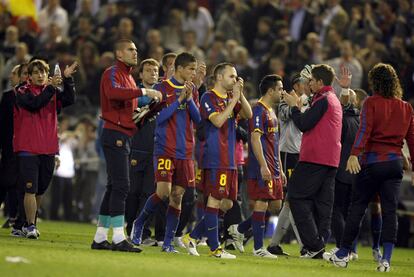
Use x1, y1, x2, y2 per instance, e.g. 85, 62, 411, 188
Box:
219, 174, 227, 187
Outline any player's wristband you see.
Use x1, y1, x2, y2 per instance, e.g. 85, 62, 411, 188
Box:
141, 88, 147, 96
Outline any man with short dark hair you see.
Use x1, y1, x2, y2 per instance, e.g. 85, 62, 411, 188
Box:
125, 58, 164, 245
131, 52, 202, 253
91, 39, 161, 252
283, 64, 342, 258
227, 74, 286, 258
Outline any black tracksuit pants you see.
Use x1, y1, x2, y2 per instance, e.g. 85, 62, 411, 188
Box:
288, 162, 337, 252
99, 129, 131, 217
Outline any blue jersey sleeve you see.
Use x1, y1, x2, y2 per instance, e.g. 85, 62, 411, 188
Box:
252, 106, 265, 134
201, 93, 219, 120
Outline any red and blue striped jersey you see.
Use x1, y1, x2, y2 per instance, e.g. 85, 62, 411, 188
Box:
200, 89, 241, 169
247, 100, 280, 179
154, 77, 201, 160
351, 94, 414, 167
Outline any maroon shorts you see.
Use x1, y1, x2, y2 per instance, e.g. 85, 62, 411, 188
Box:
154, 156, 195, 188
203, 169, 238, 201
247, 178, 283, 201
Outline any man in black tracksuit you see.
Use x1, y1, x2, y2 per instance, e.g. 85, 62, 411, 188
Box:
125, 58, 167, 244
0, 64, 28, 235
331, 89, 367, 254
283, 64, 343, 258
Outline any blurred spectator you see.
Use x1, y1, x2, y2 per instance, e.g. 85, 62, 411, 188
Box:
326, 40, 363, 93
76, 41, 100, 104
1, 43, 31, 90
1, 25, 19, 61
178, 30, 205, 62
96, 2, 118, 40
297, 32, 323, 65
241, 0, 282, 51
73, 116, 98, 222
251, 17, 275, 63
103, 17, 139, 52
71, 16, 99, 52
38, 0, 69, 40
182, 0, 214, 49
233, 46, 255, 85
225, 39, 239, 63
323, 28, 343, 60
376, 0, 411, 46
143, 29, 166, 59
50, 117, 76, 221
347, 3, 382, 46
74, 0, 100, 17
35, 23, 67, 61
216, 0, 248, 44
16, 16, 37, 54
205, 34, 228, 68
288, 0, 315, 42
160, 9, 183, 52
319, 0, 349, 44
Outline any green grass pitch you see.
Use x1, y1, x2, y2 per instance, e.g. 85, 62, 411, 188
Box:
0, 219, 413, 276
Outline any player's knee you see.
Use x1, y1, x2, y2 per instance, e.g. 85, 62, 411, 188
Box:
268, 200, 282, 214
171, 190, 183, 203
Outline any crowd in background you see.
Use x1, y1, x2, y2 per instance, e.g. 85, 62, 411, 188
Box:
0, 0, 414, 246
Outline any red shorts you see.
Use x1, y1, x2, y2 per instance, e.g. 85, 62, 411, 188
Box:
203, 169, 238, 201
247, 178, 283, 201
154, 156, 195, 188
195, 168, 204, 192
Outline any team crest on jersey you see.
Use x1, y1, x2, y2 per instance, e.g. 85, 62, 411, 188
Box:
178, 102, 187, 110
219, 186, 226, 194
131, 159, 137, 166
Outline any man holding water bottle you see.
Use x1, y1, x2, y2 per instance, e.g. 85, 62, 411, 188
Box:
13, 59, 77, 239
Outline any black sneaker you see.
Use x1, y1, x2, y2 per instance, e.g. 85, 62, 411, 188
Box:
2, 218, 16, 228
267, 245, 290, 256
112, 239, 142, 253
91, 240, 112, 250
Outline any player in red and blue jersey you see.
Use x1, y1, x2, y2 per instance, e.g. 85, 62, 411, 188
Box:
182, 63, 252, 259
131, 53, 201, 253
228, 74, 287, 258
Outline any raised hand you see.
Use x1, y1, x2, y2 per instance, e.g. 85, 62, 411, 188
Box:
63, 61, 78, 78
194, 62, 206, 88
336, 65, 352, 88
